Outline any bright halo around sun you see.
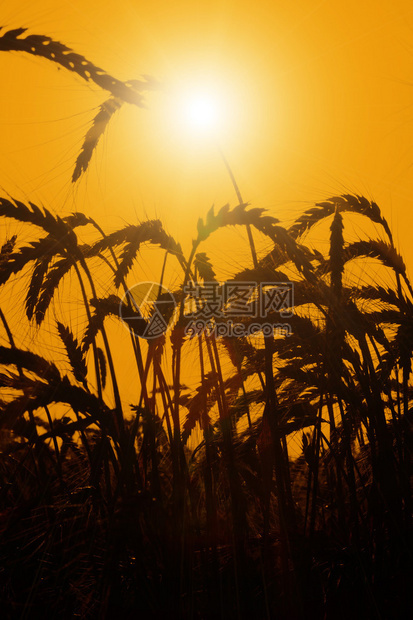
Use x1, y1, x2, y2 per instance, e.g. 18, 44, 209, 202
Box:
146, 67, 260, 156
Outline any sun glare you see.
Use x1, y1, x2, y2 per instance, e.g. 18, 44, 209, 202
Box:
184, 94, 219, 131
147, 68, 260, 158
161, 77, 233, 142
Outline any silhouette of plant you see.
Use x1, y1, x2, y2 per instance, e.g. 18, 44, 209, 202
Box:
0, 28, 411, 620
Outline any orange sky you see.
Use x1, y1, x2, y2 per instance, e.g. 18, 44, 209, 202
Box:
0, 0, 413, 272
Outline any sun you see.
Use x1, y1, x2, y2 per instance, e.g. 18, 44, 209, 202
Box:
184, 93, 219, 131
143, 68, 258, 158
159, 77, 231, 142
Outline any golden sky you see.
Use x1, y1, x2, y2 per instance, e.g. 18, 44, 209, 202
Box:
1, 0, 413, 272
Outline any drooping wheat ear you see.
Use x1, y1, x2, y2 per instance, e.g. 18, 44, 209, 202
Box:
181, 368, 244, 443
0, 212, 90, 318
346, 238, 413, 299
265, 224, 315, 281
72, 97, 123, 183
355, 284, 405, 309
194, 253, 216, 281
195, 203, 279, 243
0, 27, 158, 105
0, 198, 77, 249
25, 250, 55, 320
342, 239, 407, 275
82, 295, 123, 352
63, 212, 91, 228
195, 203, 315, 281
0, 370, 113, 431
0, 235, 17, 260
260, 240, 318, 272
34, 257, 74, 326
0, 344, 61, 383
0, 238, 51, 288
89, 221, 184, 287
288, 194, 391, 240
0, 28, 163, 182
56, 321, 88, 387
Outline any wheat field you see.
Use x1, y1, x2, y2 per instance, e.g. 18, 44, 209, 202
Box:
0, 27, 412, 619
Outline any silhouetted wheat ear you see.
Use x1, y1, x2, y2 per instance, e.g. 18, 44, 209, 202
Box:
82, 295, 122, 352
22, 214, 90, 320
0, 198, 77, 249
220, 336, 246, 367
194, 253, 216, 281
195, 203, 313, 278
0, 235, 17, 259
181, 372, 244, 443
95, 347, 107, 390
288, 194, 391, 240
266, 224, 315, 280
0, 344, 61, 383
72, 97, 123, 183
0, 239, 43, 287
181, 374, 215, 443
0, 27, 157, 105
25, 252, 55, 320
0, 369, 40, 393
195, 203, 279, 243
355, 284, 407, 308
395, 317, 413, 370
52, 376, 113, 421
89, 220, 183, 287
35, 257, 74, 326
260, 241, 304, 271
231, 265, 290, 284
57, 322, 88, 385
342, 239, 407, 276
0, 373, 113, 431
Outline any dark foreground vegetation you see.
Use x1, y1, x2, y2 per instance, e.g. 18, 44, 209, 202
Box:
0, 28, 412, 619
